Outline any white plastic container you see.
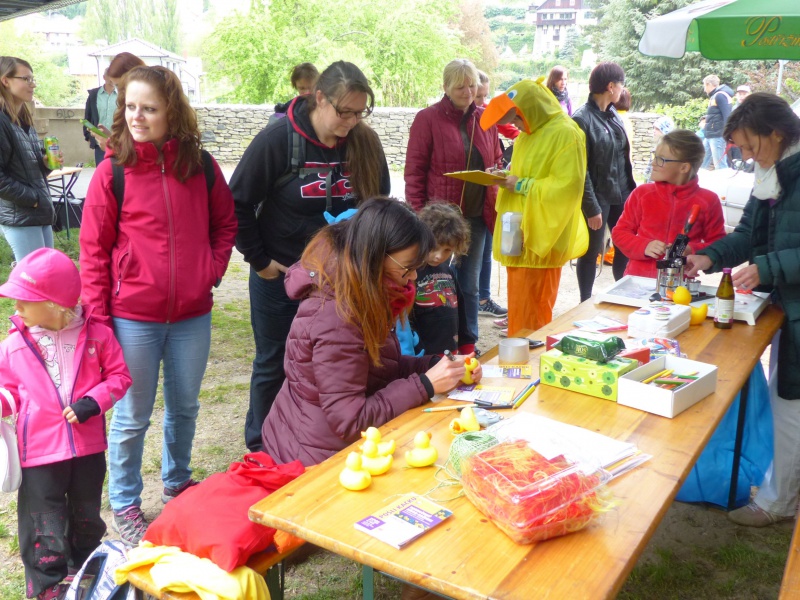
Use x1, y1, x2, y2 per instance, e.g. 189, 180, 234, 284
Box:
627, 304, 691, 340
501, 212, 523, 256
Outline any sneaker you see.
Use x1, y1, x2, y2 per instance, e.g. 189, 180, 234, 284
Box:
162, 478, 199, 504
499, 328, 508, 337
493, 317, 508, 329
478, 298, 508, 317
37, 583, 69, 600
112, 505, 149, 546
727, 502, 793, 527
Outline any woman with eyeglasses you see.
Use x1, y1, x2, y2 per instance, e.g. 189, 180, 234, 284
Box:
686, 93, 800, 528
230, 61, 390, 452
261, 197, 478, 467
404, 59, 504, 346
612, 129, 725, 278
572, 62, 636, 301
0, 56, 58, 261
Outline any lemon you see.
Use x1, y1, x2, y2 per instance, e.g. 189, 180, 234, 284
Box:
690, 303, 709, 325
672, 285, 692, 306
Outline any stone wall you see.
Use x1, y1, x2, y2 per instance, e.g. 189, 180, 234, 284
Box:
40, 103, 661, 173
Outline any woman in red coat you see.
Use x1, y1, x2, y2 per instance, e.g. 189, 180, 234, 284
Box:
404, 59, 503, 346
262, 197, 480, 467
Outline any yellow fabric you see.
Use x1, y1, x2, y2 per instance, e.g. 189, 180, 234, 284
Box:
489, 79, 589, 269
116, 543, 270, 600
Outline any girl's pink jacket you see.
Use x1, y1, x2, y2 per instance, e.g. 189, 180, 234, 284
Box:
0, 306, 132, 468
612, 179, 726, 279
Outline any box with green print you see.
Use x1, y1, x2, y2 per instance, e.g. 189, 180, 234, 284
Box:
539, 349, 638, 401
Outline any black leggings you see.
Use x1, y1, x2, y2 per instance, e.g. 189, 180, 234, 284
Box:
18, 453, 107, 597
576, 203, 628, 302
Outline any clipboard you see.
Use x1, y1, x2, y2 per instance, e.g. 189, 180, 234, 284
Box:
444, 170, 507, 186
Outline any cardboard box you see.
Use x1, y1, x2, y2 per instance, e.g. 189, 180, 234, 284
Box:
617, 355, 718, 418
627, 304, 691, 340
539, 349, 638, 401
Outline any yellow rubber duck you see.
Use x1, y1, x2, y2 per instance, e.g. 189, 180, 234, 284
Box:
462, 357, 479, 385
449, 406, 481, 435
339, 452, 372, 491
360, 440, 393, 475
405, 431, 438, 468
690, 302, 708, 325
360, 426, 396, 456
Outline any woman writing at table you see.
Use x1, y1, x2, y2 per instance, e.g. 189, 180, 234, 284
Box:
685, 92, 800, 528
0, 56, 57, 261
262, 197, 480, 467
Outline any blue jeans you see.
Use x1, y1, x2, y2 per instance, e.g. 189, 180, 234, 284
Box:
244, 269, 300, 452
108, 313, 211, 511
701, 137, 712, 170
479, 230, 492, 302
0, 224, 53, 262
454, 216, 487, 341
708, 136, 729, 169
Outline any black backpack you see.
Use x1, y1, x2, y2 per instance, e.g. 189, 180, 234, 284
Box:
111, 150, 216, 226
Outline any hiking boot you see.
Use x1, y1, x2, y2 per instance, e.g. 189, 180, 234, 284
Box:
37, 583, 69, 600
479, 298, 507, 317
162, 478, 199, 504
493, 317, 508, 329
112, 506, 148, 546
727, 502, 793, 527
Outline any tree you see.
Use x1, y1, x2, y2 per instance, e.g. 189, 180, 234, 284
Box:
557, 27, 580, 64
0, 23, 80, 106
586, 0, 765, 110
202, 0, 469, 106
81, 0, 181, 52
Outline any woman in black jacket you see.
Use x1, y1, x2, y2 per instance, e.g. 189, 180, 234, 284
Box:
0, 56, 56, 262
572, 62, 636, 301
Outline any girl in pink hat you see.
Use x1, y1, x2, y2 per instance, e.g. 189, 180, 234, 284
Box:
0, 248, 131, 600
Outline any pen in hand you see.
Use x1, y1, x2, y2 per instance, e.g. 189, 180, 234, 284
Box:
443, 349, 457, 362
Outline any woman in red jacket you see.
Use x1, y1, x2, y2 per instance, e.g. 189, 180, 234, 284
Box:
79, 66, 237, 546
262, 197, 479, 467
404, 59, 503, 347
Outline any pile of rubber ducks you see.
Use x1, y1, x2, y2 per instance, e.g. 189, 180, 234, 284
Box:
339, 426, 441, 490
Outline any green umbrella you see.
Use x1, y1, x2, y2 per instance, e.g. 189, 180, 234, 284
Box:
639, 0, 800, 60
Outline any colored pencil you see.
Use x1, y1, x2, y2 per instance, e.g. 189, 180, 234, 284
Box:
423, 404, 477, 412
642, 369, 673, 384
512, 378, 540, 409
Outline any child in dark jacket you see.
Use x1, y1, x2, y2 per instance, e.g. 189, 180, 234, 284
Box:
0, 249, 131, 600
411, 203, 476, 356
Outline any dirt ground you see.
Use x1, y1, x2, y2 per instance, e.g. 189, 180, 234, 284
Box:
0, 168, 789, 599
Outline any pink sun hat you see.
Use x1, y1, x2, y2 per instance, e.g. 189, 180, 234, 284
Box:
0, 248, 81, 307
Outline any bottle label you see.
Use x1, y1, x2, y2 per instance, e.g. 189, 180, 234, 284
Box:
715, 298, 735, 323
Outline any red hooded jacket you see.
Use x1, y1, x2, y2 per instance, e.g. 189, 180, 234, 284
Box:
404, 96, 503, 231
80, 139, 237, 323
612, 179, 726, 279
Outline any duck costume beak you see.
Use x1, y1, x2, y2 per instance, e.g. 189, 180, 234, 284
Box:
480, 89, 530, 134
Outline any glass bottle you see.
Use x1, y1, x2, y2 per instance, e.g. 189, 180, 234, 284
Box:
714, 268, 735, 329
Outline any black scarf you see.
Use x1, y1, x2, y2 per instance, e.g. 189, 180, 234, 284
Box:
551, 87, 569, 104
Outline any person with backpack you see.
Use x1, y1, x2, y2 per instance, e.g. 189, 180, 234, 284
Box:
0, 248, 131, 600
230, 61, 390, 453
0, 56, 58, 262
79, 66, 237, 546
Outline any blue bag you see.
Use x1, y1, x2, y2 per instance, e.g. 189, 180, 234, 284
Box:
676, 361, 773, 509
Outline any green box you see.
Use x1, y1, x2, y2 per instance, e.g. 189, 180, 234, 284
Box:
539, 349, 638, 401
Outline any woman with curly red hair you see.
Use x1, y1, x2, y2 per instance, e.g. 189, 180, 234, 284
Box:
80, 66, 238, 545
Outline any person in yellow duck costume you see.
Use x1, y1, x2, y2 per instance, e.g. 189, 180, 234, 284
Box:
480, 78, 588, 334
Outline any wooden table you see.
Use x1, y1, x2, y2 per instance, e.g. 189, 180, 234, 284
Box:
250, 301, 784, 600
47, 166, 83, 238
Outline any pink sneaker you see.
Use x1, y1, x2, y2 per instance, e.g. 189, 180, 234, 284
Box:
493, 317, 508, 329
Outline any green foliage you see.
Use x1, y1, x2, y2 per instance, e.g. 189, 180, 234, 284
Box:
484, 6, 525, 20
81, 0, 181, 52
557, 27, 581, 64
202, 0, 469, 107
586, 0, 770, 110
652, 97, 708, 130
0, 24, 80, 107
52, 2, 88, 18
